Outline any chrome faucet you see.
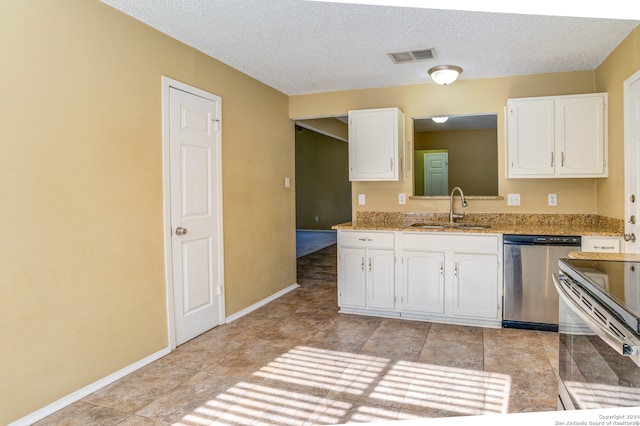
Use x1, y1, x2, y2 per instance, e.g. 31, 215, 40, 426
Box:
449, 186, 468, 223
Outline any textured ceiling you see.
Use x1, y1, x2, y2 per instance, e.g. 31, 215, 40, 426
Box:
100, 0, 639, 95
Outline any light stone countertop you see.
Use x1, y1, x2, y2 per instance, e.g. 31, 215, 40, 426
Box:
332, 212, 623, 237
568, 251, 640, 261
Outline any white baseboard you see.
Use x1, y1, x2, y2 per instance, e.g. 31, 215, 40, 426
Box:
225, 283, 300, 323
10, 347, 171, 426
12, 284, 300, 425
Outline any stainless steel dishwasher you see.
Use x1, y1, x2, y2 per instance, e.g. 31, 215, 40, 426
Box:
502, 234, 581, 331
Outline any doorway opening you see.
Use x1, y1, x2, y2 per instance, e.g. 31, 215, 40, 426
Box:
294, 119, 351, 258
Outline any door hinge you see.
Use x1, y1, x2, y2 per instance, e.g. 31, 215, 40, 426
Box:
212, 119, 221, 132
216, 286, 222, 296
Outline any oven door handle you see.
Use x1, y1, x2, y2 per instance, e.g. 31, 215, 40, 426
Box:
553, 274, 640, 357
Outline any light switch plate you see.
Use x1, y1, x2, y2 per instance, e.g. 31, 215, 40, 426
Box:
507, 193, 521, 206
548, 194, 557, 206
398, 193, 406, 205
358, 194, 366, 205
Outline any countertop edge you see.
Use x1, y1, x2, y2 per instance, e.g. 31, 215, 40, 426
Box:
332, 221, 622, 237
568, 251, 640, 261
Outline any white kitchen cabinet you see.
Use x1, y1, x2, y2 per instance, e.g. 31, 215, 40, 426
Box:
581, 236, 623, 253
337, 230, 502, 327
402, 250, 446, 315
507, 93, 607, 178
337, 231, 397, 314
400, 233, 502, 327
348, 107, 404, 181
339, 247, 367, 307
452, 253, 500, 320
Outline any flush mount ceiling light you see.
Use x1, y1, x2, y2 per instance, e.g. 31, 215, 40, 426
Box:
432, 116, 449, 123
428, 65, 463, 85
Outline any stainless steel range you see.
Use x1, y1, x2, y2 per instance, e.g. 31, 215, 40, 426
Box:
555, 258, 640, 410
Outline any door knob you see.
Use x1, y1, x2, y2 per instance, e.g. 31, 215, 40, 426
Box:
624, 233, 636, 243
175, 227, 188, 236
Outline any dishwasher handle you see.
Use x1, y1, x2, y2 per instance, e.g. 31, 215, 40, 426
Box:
553, 274, 640, 357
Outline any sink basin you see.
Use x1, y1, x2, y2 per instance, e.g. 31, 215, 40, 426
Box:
409, 223, 445, 229
452, 223, 491, 229
409, 222, 490, 230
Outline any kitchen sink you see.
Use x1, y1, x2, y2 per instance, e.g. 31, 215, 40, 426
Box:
409, 223, 446, 229
409, 222, 491, 230
453, 223, 491, 229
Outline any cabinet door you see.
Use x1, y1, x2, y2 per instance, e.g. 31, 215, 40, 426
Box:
452, 253, 499, 319
338, 247, 366, 308
348, 108, 401, 181
556, 95, 606, 177
367, 249, 396, 310
507, 98, 555, 177
402, 250, 445, 314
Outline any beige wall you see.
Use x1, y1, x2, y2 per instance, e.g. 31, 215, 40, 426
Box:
0, 1, 294, 423
414, 129, 498, 196
291, 72, 602, 215
595, 26, 640, 218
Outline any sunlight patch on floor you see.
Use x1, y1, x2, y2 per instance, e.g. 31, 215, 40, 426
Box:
565, 380, 640, 409
176, 345, 513, 425
387, 361, 511, 415
255, 346, 388, 394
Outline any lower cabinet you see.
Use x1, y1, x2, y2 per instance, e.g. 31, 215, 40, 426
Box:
402, 250, 445, 315
338, 230, 503, 328
451, 253, 500, 320
338, 231, 397, 314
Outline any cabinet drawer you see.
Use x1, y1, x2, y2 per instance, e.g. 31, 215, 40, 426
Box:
339, 231, 395, 248
581, 236, 621, 253
403, 233, 500, 253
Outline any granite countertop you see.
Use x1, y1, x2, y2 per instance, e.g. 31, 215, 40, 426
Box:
568, 251, 640, 261
332, 212, 624, 237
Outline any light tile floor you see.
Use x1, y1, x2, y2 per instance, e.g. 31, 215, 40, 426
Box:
36, 244, 560, 425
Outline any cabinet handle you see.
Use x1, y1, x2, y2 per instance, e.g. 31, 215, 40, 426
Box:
368, 258, 372, 272
551, 152, 554, 167
390, 158, 393, 170
561, 151, 565, 167
594, 246, 615, 250
358, 238, 373, 242
454, 262, 458, 278
440, 262, 443, 276
361, 257, 365, 272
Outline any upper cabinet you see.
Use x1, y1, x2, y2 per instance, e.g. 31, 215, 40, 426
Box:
506, 93, 608, 178
348, 107, 404, 181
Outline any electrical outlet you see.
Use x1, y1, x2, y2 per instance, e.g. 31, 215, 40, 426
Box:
398, 193, 406, 205
548, 194, 557, 206
358, 194, 366, 205
507, 193, 521, 206
284, 177, 290, 188
314, 216, 319, 222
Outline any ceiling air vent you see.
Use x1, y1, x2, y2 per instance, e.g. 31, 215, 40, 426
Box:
388, 48, 437, 64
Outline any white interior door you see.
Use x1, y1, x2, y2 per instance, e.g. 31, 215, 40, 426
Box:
424, 152, 448, 196
625, 71, 640, 253
168, 84, 224, 345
